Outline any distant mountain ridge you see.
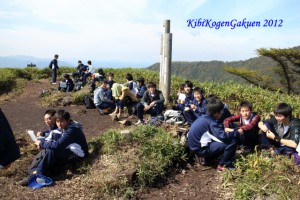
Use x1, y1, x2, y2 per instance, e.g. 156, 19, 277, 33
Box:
147, 45, 300, 83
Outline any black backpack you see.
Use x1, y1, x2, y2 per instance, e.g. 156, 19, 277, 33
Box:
83, 95, 95, 109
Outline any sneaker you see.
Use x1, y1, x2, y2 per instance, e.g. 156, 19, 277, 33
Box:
97, 108, 105, 115
135, 119, 144, 125
195, 156, 207, 166
217, 164, 235, 171
17, 177, 29, 186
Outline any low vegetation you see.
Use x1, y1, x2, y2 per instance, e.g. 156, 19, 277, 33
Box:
1, 66, 300, 199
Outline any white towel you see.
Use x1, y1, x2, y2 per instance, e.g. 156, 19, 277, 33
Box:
200, 131, 223, 147
66, 143, 85, 157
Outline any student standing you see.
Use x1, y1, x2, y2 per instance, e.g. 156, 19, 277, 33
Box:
49, 54, 59, 84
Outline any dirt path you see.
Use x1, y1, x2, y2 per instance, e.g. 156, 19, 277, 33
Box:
0, 80, 220, 200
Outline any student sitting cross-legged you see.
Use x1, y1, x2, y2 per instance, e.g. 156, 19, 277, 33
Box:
224, 100, 260, 152
93, 80, 115, 115
258, 102, 300, 155
188, 97, 243, 171
135, 82, 165, 125
18, 110, 89, 186
182, 87, 207, 126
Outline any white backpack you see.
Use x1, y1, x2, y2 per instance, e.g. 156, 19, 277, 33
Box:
164, 110, 185, 125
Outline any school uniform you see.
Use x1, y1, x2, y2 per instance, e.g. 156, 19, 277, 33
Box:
49, 58, 59, 83
31, 121, 88, 176
183, 98, 207, 125
94, 87, 115, 110
224, 112, 260, 149
188, 114, 239, 166
261, 116, 300, 154
136, 89, 165, 121
136, 85, 147, 99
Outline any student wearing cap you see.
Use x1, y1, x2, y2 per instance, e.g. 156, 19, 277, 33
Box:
94, 80, 115, 115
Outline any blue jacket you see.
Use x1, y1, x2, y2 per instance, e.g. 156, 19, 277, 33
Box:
39, 121, 89, 157
42, 124, 58, 137
0, 109, 20, 167
184, 91, 194, 107
136, 85, 147, 99
188, 98, 207, 117
188, 114, 240, 152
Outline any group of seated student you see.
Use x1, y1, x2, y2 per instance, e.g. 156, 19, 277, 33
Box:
172, 80, 300, 171
18, 109, 89, 186
187, 97, 300, 171
92, 73, 165, 124
71, 60, 96, 85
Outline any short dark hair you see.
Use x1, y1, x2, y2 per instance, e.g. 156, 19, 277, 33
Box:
239, 100, 253, 111
87, 60, 92, 65
274, 103, 292, 118
64, 74, 70, 79
44, 109, 56, 117
147, 82, 156, 88
137, 77, 145, 84
78, 60, 82, 64
55, 110, 71, 121
206, 98, 224, 116
54, 54, 59, 58
126, 73, 133, 81
193, 87, 204, 95
184, 80, 193, 88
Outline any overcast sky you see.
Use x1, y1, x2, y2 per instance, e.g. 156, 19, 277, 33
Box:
0, 0, 299, 67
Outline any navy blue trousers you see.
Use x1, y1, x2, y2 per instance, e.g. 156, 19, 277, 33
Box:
195, 138, 238, 166
136, 102, 164, 121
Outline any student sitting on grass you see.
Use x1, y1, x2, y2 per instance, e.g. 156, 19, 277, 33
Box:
188, 97, 243, 171
178, 80, 194, 112
258, 102, 300, 155
36, 109, 58, 138
182, 87, 207, 126
172, 83, 186, 110
0, 109, 20, 170
125, 73, 138, 95
135, 82, 165, 125
18, 110, 88, 186
136, 77, 147, 99
206, 94, 232, 123
110, 83, 138, 120
93, 80, 115, 115
224, 100, 260, 152
58, 74, 74, 92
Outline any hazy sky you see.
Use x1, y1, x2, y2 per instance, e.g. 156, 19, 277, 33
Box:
0, 0, 299, 67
